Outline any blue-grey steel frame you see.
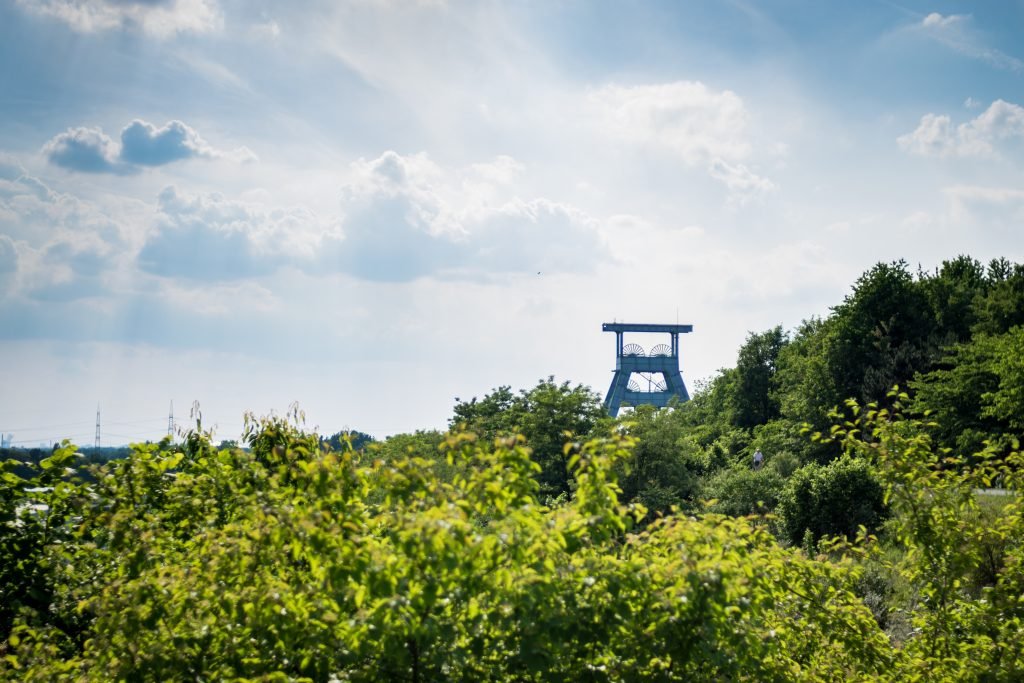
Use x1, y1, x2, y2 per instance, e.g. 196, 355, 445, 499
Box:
602, 323, 693, 417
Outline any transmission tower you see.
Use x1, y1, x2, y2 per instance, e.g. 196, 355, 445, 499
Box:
167, 400, 175, 441
94, 403, 101, 449
602, 322, 693, 417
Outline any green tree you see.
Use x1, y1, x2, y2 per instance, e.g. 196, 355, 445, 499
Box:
322, 429, 375, 454
828, 260, 935, 405
773, 317, 842, 435
920, 255, 987, 346
451, 377, 608, 497
911, 327, 1024, 454
0, 444, 87, 644
974, 258, 1024, 335
731, 326, 787, 429
4, 419, 896, 681
616, 405, 701, 515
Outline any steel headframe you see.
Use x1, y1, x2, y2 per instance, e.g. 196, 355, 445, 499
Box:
602, 322, 693, 417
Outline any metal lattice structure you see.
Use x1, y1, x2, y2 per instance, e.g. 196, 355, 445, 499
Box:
602, 322, 693, 417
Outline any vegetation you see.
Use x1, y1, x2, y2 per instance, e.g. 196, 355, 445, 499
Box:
2, 254, 1023, 680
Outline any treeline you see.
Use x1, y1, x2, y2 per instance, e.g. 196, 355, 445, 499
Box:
395, 256, 1022, 545
1, 255, 1022, 680
693, 255, 1024, 462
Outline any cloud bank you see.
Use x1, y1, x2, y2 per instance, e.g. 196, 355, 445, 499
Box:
138, 151, 609, 283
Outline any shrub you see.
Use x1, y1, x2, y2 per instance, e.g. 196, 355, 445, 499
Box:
703, 466, 785, 517
777, 456, 886, 545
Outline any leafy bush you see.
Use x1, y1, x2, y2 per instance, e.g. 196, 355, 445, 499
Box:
703, 466, 785, 518
829, 393, 1024, 680
777, 456, 886, 545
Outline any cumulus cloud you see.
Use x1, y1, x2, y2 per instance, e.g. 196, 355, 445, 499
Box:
898, 99, 1024, 157
0, 157, 57, 206
41, 127, 123, 173
120, 119, 216, 165
587, 81, 774, 202
328, 151, 608, 282
466, 199, 601, 275
43, 119, 256, 173
25, 235, 116, 301
0, 155, 144, 305
138, 186, 325, 280
15, 0, 222, 38
0, 158, 88, 241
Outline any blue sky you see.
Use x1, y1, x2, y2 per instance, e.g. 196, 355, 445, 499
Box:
1, 0, 1023, 445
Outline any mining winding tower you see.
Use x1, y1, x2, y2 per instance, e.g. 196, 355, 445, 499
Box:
602, 322, 692, 417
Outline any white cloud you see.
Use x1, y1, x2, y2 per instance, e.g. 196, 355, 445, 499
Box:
43, 119, 257, 173
898, 100, 1024, 158
588, 81, 751, 165
330, 151, 608, 281
0, 157, 128, 252
41, 127, 123, 173
587, 81, 775, 201
138, 186, 329, 280
23, 234, 118, 301
0, 161, 138, 303
707, 159, 777, 205
917, 11, 1024, 72
120, 119, 217, 165
16, 0, 222, 38
921, 12, 965, 29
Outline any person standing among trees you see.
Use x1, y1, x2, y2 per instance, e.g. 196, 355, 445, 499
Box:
753, 449, 764, 470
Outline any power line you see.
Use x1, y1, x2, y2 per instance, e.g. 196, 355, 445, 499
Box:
1, 402, 249, 448
103, 418, 167, 427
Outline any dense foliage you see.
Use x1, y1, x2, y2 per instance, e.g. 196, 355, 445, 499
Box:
451, 378, 609, 498
2, 397, 1022, 680
2, 421, 891, 681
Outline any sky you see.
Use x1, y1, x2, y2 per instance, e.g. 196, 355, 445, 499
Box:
1, 0, 1023, 446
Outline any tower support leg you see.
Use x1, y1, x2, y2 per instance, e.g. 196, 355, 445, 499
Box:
663, 370, 690, 403
604, 370, 631, 417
